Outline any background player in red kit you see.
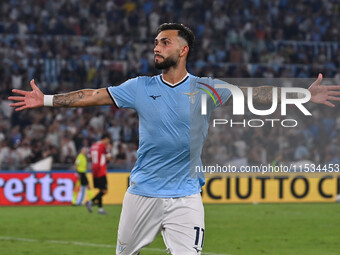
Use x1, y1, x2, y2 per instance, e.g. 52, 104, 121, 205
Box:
86, 133, 112, 214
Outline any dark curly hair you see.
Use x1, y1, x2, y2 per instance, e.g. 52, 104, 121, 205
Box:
157, 23, 195, 59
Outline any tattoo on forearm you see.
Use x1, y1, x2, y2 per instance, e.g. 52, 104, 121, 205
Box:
241, 87, 282, 105
54, 91, 85, 107
253, 87, 282, 105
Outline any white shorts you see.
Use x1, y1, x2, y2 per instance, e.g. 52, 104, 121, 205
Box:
116, 192, 205, 255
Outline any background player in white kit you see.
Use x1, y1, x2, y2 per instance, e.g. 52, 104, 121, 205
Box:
8, 23, 340, 254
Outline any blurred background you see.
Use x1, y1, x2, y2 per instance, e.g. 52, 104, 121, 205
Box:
0, 0, 339, 171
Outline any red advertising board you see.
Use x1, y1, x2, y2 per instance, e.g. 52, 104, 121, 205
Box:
0, 172, 77, 206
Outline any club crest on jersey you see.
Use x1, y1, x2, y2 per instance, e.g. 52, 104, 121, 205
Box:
184, 91, 199, 104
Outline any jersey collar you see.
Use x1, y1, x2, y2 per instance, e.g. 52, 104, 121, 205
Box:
160, 73, 189, 88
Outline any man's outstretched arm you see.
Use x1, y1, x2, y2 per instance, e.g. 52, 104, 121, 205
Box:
8, 80, 113, 111
240, 86, 282, 105
240, 74, 340, 106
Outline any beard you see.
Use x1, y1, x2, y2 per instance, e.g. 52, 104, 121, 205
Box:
154, 55, 178, 70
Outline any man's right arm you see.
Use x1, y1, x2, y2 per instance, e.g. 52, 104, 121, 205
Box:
8, 79, 113, 111
53, 88, 112, 107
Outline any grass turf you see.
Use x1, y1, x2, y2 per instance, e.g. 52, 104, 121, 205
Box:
1, 203, 340, 255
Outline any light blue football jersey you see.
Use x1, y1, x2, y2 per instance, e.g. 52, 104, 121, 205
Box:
107, 74, 231, 197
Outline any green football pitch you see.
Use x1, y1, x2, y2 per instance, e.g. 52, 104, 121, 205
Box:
1, 203, 340, 255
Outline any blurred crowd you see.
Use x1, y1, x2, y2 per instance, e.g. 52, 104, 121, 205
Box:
0, 0, 339, 170
203, 102, 340, 168
0, 105, 139, 170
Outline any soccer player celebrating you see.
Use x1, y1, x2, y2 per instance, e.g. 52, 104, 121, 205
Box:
8, 23, 340, 254
87, 133, 112, 215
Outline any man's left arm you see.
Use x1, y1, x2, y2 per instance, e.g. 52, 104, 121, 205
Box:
240, 86, 281, 105
241, 74, 340, 106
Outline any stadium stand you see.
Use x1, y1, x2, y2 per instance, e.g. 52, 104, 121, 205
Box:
0, 0, 339, 170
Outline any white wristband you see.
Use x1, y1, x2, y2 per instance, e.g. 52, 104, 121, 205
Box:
44, 95, 54, 107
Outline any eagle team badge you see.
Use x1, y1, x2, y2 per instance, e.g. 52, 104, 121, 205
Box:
184, 91, 199, 104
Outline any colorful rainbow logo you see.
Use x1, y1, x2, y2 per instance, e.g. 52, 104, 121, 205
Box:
197, 82, 222, 106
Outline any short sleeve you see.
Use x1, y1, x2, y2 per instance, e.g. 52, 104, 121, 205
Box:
213, 78, 232, 106
102, 144, 107, 154
75, 156, 80, 165
107, 78, 138, 109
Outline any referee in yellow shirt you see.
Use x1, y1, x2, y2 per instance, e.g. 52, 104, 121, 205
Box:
72, 147, 92, 205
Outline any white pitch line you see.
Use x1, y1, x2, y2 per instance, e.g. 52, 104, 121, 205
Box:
0, 236, 37, 242
48, 239, 165, 253
0, 236, 232, 255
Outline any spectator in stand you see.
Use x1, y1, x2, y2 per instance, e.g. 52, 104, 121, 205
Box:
1, 0, 340, 170
114, 143, 127, 168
